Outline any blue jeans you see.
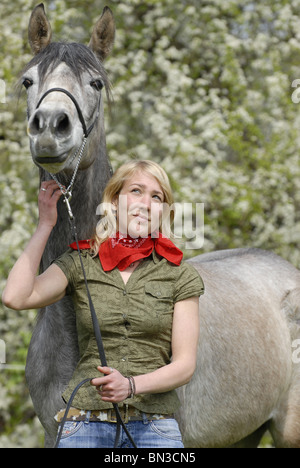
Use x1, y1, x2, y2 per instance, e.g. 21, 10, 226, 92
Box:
57, 411, 184, 448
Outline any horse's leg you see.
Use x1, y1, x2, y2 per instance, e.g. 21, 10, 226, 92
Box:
269, 386, 300, 448
270, 289, 300, 448
45, 430, 56, 449
25, 299, 79, 447
229, 422, 270, 448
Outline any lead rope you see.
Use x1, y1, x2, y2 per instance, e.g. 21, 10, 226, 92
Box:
37, 85, 134, 447
53, 192, 137, 449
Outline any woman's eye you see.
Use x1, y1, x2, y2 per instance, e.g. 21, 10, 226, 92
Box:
90, 79, 104, 91
22, 78, 33, 89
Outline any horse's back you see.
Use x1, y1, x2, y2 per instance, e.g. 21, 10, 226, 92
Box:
177, 248, 300, 447
189, 248, 300, 315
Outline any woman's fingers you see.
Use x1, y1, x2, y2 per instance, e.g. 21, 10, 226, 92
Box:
38, 181, 64, 227
40, 180, 64, 196
90, 366, 130, 403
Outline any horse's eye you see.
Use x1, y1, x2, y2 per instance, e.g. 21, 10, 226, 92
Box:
23, 78, 33, 89
90, 79, 103, 91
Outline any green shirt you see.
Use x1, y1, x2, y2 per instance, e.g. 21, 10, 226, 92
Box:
54, 248, 204, 413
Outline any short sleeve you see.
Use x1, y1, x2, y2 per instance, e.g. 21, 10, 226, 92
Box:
52, 248, 78, 295
173, 262, 204, 303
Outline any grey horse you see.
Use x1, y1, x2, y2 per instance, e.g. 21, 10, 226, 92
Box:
23, 4, 114, 447
23, 4, 300, 448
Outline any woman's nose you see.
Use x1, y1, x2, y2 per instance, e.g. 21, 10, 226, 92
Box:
141, 194, 152, 209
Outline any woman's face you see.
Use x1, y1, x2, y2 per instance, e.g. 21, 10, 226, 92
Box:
115, 171, 165, 238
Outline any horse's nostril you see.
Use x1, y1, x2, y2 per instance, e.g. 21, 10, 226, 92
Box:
32, 116, 40, 133
55, 113, 70, 135
29, 111, 44, 135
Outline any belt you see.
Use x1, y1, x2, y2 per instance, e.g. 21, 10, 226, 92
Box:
55, 406, 174, 424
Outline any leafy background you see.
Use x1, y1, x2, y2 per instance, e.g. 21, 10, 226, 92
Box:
1, 0, 300, 447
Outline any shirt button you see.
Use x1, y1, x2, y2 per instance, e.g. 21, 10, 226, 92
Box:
123, 290, 127, 296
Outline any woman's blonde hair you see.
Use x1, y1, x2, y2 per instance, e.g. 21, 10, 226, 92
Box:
90, 160, 175, 255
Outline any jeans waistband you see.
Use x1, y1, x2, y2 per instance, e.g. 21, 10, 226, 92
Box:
55, 406, 174, 424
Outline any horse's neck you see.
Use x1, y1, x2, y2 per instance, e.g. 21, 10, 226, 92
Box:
40, 128, 111, 269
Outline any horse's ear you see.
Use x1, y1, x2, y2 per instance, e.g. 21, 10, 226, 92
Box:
88, 6, 115, 61
28, 3, 52, 55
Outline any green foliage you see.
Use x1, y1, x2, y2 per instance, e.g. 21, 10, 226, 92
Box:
1, 0, 300, 447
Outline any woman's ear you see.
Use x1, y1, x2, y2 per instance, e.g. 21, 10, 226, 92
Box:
111, 196, 118, 216
112, 195, 118, 207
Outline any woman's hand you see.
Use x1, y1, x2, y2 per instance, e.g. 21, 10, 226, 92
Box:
90, 366, 130, 404
38, 180, 63, 229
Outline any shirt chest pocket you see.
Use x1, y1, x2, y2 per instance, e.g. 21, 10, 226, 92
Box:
144, 282, 174, 314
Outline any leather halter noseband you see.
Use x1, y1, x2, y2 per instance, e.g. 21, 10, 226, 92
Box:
36, 87, 100, 138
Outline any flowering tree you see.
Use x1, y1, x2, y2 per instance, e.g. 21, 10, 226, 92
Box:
0, 0, 300, 447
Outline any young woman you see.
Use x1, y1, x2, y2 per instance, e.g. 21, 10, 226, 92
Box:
2, 160, 204, 448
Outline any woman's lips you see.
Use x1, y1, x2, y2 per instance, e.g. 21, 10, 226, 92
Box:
133, 214, 149, 223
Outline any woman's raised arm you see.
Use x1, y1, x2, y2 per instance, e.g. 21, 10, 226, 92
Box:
2, 180, 68, 310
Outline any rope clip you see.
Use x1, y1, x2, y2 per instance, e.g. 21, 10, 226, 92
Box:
63, 191, 74, 220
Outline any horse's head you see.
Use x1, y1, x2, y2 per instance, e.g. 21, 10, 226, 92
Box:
22, 3, 115, 174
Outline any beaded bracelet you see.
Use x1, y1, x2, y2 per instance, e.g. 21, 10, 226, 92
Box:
127, 376, 136, 398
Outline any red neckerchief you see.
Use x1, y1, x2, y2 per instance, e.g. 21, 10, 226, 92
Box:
69, 232, 183, 271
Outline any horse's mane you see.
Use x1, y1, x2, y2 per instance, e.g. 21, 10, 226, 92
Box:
20, 42, 112, 102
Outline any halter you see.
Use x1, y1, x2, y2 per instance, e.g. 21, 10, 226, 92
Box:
36, 87, 102, 218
